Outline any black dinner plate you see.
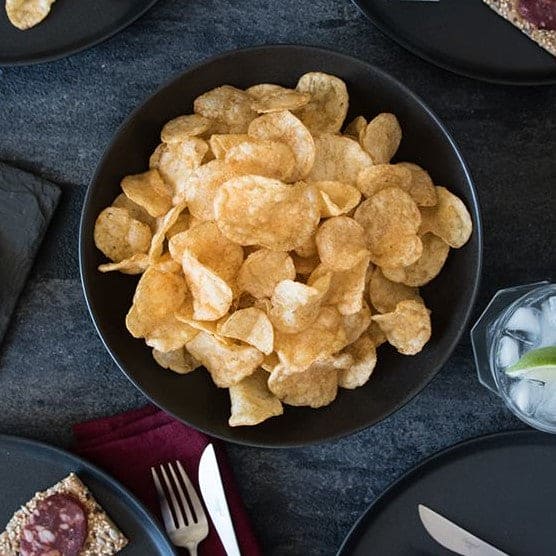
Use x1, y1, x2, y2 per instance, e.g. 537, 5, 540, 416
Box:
0, 0, 159, 66
0, 434, 175, 555
352, 0, 556, 85
80, 45, 482, 448
338, 430, 556, 555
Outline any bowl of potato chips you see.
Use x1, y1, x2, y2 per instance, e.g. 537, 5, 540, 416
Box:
80, 45, 482, 446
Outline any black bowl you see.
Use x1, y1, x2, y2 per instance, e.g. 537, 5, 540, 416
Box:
80, 45, 482, 447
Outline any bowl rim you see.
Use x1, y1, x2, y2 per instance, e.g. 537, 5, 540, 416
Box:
79, 44, 483, 448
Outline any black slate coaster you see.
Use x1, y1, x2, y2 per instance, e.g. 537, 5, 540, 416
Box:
0, 163, 61, 345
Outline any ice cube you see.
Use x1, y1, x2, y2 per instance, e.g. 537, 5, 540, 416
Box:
509, 379, 545, 417
496, 335, 519, 368
534, 381, 556, 424
505, 307, 541, 344
539, 296, 556, 347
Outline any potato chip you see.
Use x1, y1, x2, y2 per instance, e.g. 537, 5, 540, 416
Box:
182, 249, 233, 321
308, 254, 370, 315
149, 138, 208, 194
308, 134, 373, 187
144, 319, 200, 353
120, 169, 173, 218
246, 84, 286, 99
237, 249, 296, 299
5, 0, 55, 30
344, 115, 367, 140
225, 140, 296, 181
269, 275, 330, 334
356, 164, 412, 198
294, 234, 317, 258
295, 72, 349, 135
186, 331, 263, 387
248, 111, 315, 181
273, 306, 346, 371
372, 299, 431, 355
165, 212, 191, 238
315, 216, 368, 271
152, 348, 200, 374
94, 207, 152, 263
148, 201, 187, 261
268, 360, 339, 408
343, 301, 372, 344
383, 233, 450, 287
217, 307, 273, 354
194, 85, 256, 133
251, 90, 311, 114
291, 253, 320, 277
209, 134, 250, 159
419, 186, 472, 248
160, 114, 212, 143
367, 320, 387, 347
339, 334, 377, 389
396, 162, 437, 207
112, 193, 156, 230
354, 187, 422, 268
312, 180, 361, 217
368, 267, 423, 313
214, 176, 320, 251
151, 252, 182, 273
98, 253, 149, 275
360, 113, 402, 164
261, 352, 280, 373
229, 370, 283, 426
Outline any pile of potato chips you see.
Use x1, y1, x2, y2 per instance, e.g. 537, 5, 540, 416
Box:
94, 72, 473, 427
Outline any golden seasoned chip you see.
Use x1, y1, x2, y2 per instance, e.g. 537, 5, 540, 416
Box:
161, 114, 212, 143
273, 306, 346, 371
396, 162, 437, 207
209, 134, 250, 159
312, 180, 361, 217
354, 187, 422, 268
261, 352, 280, 373
295, 72, 349, 134
229, 370, 283, 427
152, 348, 200, 374
383, 233, 450, 287
315, 216, 368, 271
246, 83, 286, 99
193, 85, 256, 133
248, 111, 315, 181
344, 115, 367, 140
151, 252, 182, 273
291, 253, 320, 277
269, 275, 330, 334
367, 320, 387, 347
214, 176, 320, 251
94, 207, 152, 263
356, 164, 412, 198
294, 234, 317, 258
372, 299, 431, 355
251, 90, 311, 113
342, 301, 372, 344
225, 140, 296, 181
419, 186, 472, 248
237, 249, 296, 299
339, 334, 377, 389
148, 202, 187, 261
361, 113, 402, 164
120, 169, 173, 218
308, 134, 373, 187
166, 212, 191, 238
98, 253, 149, 275
268, 360, 339, 408
149, 138, 208, 194
112, 193, 156, 230
368, 268, 423, 314
186, 331, 263, 387
218, 307, 274, 354
5, 0, 55, 30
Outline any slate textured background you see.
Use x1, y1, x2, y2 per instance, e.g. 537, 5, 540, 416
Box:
0, 1, 555, 554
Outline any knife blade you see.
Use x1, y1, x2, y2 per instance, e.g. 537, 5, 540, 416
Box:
198, 444, 241, 556
418, 505, 509, 556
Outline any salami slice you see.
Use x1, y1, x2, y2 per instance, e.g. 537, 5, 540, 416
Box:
518, 0, 556, 30
19, 493, 87, 556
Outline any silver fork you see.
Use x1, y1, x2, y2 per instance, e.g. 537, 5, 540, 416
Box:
151, 461, 209, 556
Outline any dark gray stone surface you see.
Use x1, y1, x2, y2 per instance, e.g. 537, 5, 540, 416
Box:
0, 1, 554, 554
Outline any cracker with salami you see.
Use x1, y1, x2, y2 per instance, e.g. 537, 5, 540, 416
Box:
0, 473, 128, 556
483, 0, 556, 56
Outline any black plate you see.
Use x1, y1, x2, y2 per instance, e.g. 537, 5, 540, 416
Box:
338, 430, 556, 555
0, 434, 174, 554
80, 45, 482, 448
0, 0, 158, 66
353, 0, 556, 85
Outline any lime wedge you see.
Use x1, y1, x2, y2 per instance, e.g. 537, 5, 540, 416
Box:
506, 346, 556, 383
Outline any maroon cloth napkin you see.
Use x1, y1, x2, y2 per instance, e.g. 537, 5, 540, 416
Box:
72, 406, 262, 556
